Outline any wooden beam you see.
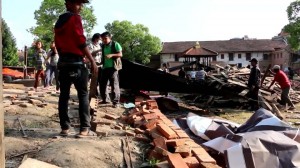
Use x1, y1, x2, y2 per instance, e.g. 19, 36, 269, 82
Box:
0, 0, 5, 166
261, 64, 271, 87
208, 75, 226, 85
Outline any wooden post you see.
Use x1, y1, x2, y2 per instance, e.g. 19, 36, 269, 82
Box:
261, 64, 271, 87
0, 0, 5, 166
23, 46, 28, 79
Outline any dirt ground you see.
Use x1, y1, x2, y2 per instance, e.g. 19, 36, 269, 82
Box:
4, 84, 146, 168
4, 83, 300, 168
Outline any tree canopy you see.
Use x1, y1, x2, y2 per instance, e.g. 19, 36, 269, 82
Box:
29, 0, 97, 50
105, 20, 162, 64
284, 0, 300, 51
2, 19, 19, 66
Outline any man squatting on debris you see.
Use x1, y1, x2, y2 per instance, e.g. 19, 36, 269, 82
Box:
268, 65, 296, 110
54, 0, 98, 137
247, 58, 261, 111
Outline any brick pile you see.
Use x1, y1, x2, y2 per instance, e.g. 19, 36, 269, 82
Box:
122, 99, 221, 168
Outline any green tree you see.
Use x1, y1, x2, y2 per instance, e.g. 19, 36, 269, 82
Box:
29, 0, 97, 50
2, 19, 19, 66
105, 20, 162, 64
284, 0, 300, 50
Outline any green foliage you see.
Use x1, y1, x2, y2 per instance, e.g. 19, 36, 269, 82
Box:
2, 19, 19, 66
285, 0, 300, 51
105, 20, 162, 64
29, 0, 97, 50
147, 158, 160, 167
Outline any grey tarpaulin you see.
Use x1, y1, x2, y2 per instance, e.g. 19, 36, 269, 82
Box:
187, 108, 300, 168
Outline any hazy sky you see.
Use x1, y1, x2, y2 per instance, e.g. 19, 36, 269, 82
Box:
3, 0, 295, 49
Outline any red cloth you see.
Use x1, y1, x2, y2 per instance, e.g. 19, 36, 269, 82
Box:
274, 70, 290, 89
54, 12, 87, 57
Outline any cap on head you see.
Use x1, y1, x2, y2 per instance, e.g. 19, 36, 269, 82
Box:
273, 65, 280, 70
249, 58, 258, 63
65, 0, 90, 3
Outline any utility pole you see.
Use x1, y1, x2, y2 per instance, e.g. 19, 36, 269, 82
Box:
0, 0, 5, 167
23, 46, 28, 79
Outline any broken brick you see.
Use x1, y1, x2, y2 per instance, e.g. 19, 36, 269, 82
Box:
183, 157, 200, 168
104, 114, 120, 120
154, 146, 170, 156
114, 125, 123, 130
146, 100, 159, 109
167, 153, 189, 168
96, 131, 108, 137
166, 139, 186, 147
153, 137, 168, 150
199, 163, 221, 168
192, 148, 216, 164
134, 128, 145, 134
175, 145, 191, 158
143, 119, 158, 130
125, 131, 136, 137
157, 124, 178, 139
143, 113, 158, 121
134, 134, 150, 143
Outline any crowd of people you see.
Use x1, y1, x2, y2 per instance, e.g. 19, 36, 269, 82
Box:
31, 0, 123, 137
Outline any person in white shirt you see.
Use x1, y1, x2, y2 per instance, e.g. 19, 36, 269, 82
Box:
196, 67, 207, 84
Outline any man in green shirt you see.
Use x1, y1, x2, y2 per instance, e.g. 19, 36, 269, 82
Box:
100, 32, 122, 108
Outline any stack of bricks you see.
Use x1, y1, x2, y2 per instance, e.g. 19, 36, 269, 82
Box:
122, 99, 221, 168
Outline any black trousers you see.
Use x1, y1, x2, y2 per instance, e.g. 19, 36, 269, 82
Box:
248, 86, 259, 110
58, 65, 90, 131
100, 68, 120, 104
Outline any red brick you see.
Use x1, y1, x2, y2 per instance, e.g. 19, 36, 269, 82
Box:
104, 114, 120, 120
143, 113, 158, 120
175, 145, 191, 158
175, 130, 190, 138
154, 146, 170, 156
143, 119, 158, 130
166, 139, 186, 147
192, 148, 216, 164
149, 108, 161, 114
146, 100, 159, 109
153, 137, 168, 150
167, 153, 189, 168
141, 107, 151, 114
157, 124, 178, 139
184, 157, 200, 168
149, 127, 166, 139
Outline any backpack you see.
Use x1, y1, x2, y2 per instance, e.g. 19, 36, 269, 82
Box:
101, 41, 122, 71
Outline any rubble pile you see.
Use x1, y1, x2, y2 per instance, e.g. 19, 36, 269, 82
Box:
120, 99, 221, 168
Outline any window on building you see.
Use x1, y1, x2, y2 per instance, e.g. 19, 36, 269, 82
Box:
246, 53, 251, 61
280, 53, 283, 58
237, 63, 242, 68
175, 54, 179, 61
212, 56, 217, 61
277, 54, 279, 59
221, 54, 224, 59
229, 53, 234, 61
238, 54, 242, 59
263, 54, 268, 60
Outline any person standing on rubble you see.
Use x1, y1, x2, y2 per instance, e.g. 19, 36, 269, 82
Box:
54, 0, 98, 137
99, 32, 123, 108
33, 41, 47, 92
247, 58, 261, 111
45, 41, 60, 91
88, 33, 102, 96
268, 65, 295, 110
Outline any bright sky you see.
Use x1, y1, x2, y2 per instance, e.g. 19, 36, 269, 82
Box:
3, 0, 295, 49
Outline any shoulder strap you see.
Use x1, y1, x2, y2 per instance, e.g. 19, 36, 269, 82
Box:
111, 41, 117, 54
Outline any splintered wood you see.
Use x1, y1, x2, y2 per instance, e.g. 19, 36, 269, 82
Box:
122, 99, 221, 168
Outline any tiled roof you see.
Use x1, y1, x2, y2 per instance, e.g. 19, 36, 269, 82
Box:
183, 46, 218, 57
161, 39, 287, 54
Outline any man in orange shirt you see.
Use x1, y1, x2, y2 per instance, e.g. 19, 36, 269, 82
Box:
54, 0, 97, 137
268, 65, 295, 110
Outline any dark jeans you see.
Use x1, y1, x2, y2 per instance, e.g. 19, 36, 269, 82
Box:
45, 65, 59, 87
100, 68, 120, 104
248, 86, 259, 110
281, 86, 295, 107
58, 65, 90, 131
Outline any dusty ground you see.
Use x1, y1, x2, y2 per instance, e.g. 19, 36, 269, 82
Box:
4, 84, 146, 168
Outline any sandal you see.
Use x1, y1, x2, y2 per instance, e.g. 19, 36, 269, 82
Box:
59, 129, 70, 137
75, 130, 97, 138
